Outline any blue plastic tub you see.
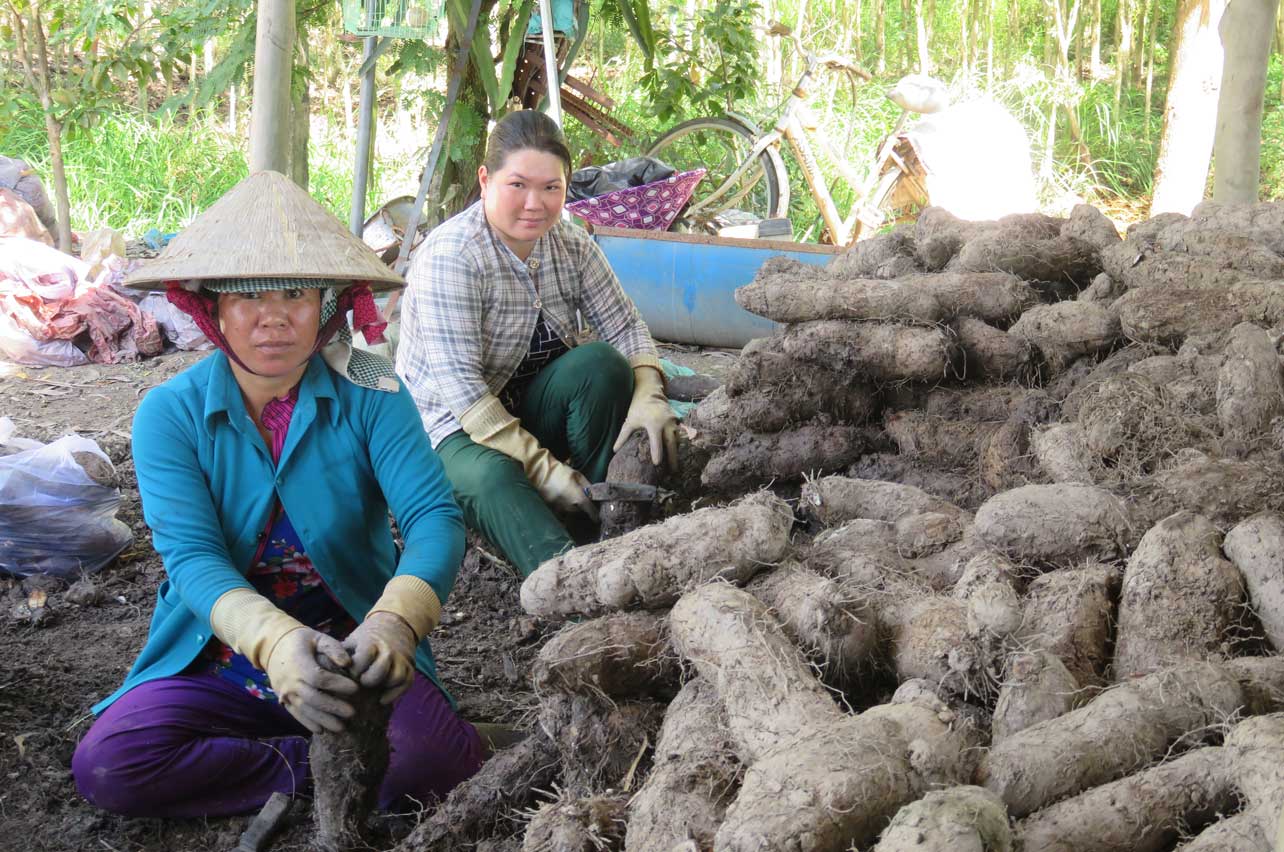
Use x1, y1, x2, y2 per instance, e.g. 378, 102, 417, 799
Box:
592, 226, 839, 348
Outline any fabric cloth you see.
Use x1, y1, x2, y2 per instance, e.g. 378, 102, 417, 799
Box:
1, 236, 162, 365
164, 279, 398, 393
199, 277, 388, 346
436, 341, 632, 576
498, 312, 570, 410
565, 168, 707, 232
92, 351, 465, 715
72, 669, 483, 818
397, 201, 661, 448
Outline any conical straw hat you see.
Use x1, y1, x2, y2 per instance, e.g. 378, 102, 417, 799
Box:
123, 171, 404, 291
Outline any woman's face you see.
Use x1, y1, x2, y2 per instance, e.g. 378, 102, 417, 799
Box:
216, 288, 322, 378
478, 148, 566, 259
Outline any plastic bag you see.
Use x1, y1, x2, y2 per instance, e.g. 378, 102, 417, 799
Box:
0, 419, 132, 577
139, 292, 211, 351
0, 311, 89, 367
568, 156, 677, 201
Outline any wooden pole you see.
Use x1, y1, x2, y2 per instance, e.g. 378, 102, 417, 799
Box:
248, 0, 296, 174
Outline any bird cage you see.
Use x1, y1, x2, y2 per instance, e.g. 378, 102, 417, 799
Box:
342, 0, 442, 38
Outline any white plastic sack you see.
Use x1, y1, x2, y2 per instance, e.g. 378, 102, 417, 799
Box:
0, 311, 89, 367
902, 100, 1038, 221
139, 292, 211, 351
0, 420, 132, 577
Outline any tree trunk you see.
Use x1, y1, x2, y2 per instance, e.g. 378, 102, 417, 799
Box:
229, 82, 238, 135
341, 74, 354, 141
1144, 0, 1159, 138
425, 0, 499, 224
762, 0, 782, 93
853, 0, 864, 61
289, 35, 311, 190
1212, 0, 1280, 202
14, 5, 71, 250
1050, 0, 1090, 168
249, 0, 296, 174
1132, 0, 1150, 82
796, 0, 812, 75
875, 0, 887, 73
971, 0, 986, 77
1088, 0, 1102, 75
203, 37, 216, 118
985, 0, 995, 85
915, 0, 931, 72
1009, 0, 1021, 71
1151, 0, 1229, 215
960, 0, 972, 76
1114, 0, 1133, 102
900, 0, 915, 72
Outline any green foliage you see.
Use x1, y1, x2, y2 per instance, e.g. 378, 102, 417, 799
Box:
387, 36, 445, 77
0, 99, 393, 234
1, 101, 245, 233
1261, 56, 1284, 202
446, 101, 486, 165
444, 0, 502, 111
640, 0, 761, 122
158, 7, 256, 115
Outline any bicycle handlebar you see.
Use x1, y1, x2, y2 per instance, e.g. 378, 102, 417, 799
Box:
764, 20, 872, 83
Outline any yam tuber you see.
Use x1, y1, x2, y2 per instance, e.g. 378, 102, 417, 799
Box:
520, 491, 793, 620
1113, 512, 1245, 680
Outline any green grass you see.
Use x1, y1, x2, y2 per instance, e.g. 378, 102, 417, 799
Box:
6, 50, 1281, 242
0, 98, 400, 237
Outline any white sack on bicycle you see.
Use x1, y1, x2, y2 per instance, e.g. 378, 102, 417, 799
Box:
901, 100, 1038, 222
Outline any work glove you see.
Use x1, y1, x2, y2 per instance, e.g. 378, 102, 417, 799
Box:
544, 460, 600, 523
460, 393, 599, 521
210, 587, 356, 734
267, 627, 359, 733
344, 612, 418, 704
614, 366, 679, 470
343, 575, 443, 704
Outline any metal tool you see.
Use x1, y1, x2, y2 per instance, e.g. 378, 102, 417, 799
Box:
234, 791, 292, 852
585, 482, 669, 503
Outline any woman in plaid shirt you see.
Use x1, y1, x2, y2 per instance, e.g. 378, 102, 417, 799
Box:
398, 110, 677, 576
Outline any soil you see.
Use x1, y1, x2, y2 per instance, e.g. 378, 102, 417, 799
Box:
0, 342, 726, 852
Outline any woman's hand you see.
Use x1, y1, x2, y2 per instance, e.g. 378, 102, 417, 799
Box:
343, 612, 418, 705
265, 627, 358, 733
614, 366, 679, 470
541, 462, 600, 522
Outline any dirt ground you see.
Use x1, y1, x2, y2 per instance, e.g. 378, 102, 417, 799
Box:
0, 343, 727, 852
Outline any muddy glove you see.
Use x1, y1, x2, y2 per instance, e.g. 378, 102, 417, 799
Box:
210, 588, 357, 733
460, 393, 599, 521
614, 366, 679, 470
343, 576, 443, 704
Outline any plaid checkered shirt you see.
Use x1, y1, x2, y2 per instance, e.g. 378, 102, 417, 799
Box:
397, 202, 661, 447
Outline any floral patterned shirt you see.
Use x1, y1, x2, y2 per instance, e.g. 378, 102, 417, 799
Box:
202, 388, 356, 702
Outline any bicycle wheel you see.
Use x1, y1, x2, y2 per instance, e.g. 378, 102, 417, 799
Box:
646, 116, 788, 230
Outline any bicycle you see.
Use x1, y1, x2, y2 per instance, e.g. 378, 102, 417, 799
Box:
645, 21, 935, 244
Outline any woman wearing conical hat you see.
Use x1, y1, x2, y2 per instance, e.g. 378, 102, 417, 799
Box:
397, 110, 678, 577
71, 172, 483, 817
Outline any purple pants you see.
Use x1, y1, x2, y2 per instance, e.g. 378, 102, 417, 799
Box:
72, 670, 484, 818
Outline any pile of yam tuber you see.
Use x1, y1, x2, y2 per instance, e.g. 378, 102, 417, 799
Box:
403, 202, 1284, 852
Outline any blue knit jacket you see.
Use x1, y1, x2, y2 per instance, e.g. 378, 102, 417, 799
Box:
94, 352, 464, 714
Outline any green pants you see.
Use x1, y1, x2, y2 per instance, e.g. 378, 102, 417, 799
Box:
436, 342, 634, 577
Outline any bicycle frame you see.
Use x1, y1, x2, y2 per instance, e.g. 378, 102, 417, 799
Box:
686, 33, 911, 246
